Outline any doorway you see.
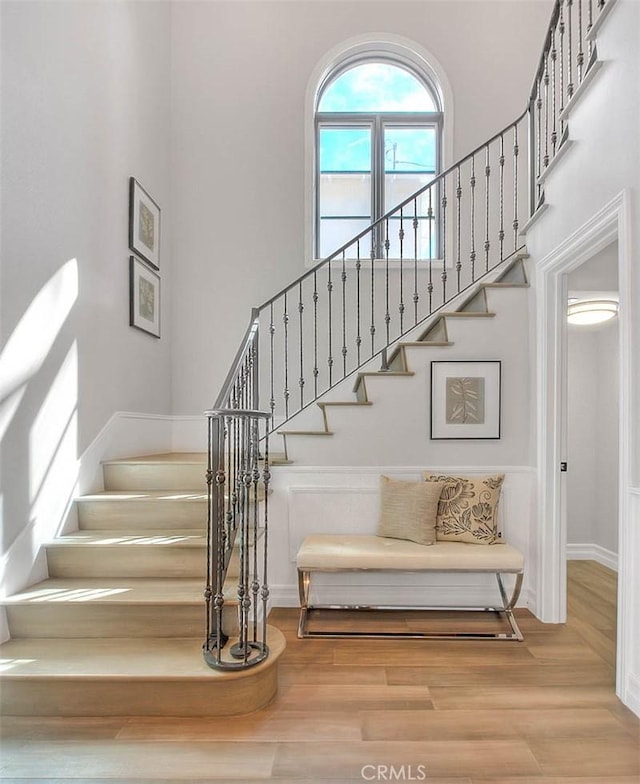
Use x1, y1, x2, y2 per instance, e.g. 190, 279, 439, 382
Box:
565, 245, 620, 670
534, 190, 633, 710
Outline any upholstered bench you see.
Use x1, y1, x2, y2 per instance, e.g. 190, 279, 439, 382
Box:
296, 534, 524, 641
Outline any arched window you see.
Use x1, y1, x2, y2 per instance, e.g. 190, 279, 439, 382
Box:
314, 57, 443, 259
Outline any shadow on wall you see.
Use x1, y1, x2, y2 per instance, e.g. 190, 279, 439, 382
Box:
0, 259, 80, 597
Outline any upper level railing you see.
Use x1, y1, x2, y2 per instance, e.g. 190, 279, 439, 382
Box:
203, 0, 611, 670
529, 0, 606, 209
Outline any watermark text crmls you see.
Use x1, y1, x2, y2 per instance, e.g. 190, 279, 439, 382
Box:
361, 764, 427, 781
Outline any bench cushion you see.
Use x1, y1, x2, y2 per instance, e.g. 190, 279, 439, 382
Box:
297, 534, 524, 572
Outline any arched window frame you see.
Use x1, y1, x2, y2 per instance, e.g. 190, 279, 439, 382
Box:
305, 36, 453, 265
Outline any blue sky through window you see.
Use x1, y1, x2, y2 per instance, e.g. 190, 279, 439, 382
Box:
319, 63, 436, 112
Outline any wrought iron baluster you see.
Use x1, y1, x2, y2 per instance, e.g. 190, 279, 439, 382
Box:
513, 124, 520, 250
455, 167, 462, 292
283, 292, 289, 420
559, 1, 566, 134
587, 0, 593, 58
313, 271, 318, 399
536, 79, 542, 182
260, 430, 270, 654
298, 281, 304, 409
410, 204, 418, 325
204, 417, 213, 659
551, 26, 558, 156
341, 251, 348, 377
427, 188, 433, 313
356, 240, 362, 366
327, 259, 333, 388
441, 185, 448, 303
384, 218, 391, 346
398, 209, 405, 334
484, 145, 491, 273
470, 155, 476, 281
567, 0, 574, 99
577, 0, 584, 83
251, 423, 260, 643
370, 231, 376, 355
269, 304, 275, 427
499, 134, 505, 262
543, 52, 550, 169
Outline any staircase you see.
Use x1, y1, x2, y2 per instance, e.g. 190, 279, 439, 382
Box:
277, 254, 529, 463
0, 454, 285, 716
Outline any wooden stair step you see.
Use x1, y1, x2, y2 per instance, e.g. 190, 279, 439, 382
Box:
0, 629, 286, 716
278, 430, 333, 437
2, 577, 241, 638
45, 530, 207, 579
102, 454, 208, 491
353, 370, 414, 399
76, 490, 207, 530
317, 401, 372, 408
439, 311, 496, 318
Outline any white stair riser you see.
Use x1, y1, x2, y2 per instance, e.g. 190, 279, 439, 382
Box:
103, 463, 206, 491
5, 602, 238, 638
45, 545, 242, 580
46, 546, 206, 579
77, 499, 206, 530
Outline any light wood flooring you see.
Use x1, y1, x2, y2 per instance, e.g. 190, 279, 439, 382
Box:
1, 560, 638, 782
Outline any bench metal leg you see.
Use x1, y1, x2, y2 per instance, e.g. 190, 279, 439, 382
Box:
496, 571, 524, 641
297, 569, 525, 641
297, 569, 311, 638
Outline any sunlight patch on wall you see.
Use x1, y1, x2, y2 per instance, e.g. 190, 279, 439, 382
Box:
0, 258, 78, 439
29, 342, 78, 503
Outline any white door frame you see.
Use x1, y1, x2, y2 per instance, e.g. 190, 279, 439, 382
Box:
535, 189, 633, 705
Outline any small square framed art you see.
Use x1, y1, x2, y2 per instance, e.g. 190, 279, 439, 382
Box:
129, 177, 161, 269
129, 256, 160, 338
430, 360, 501, 439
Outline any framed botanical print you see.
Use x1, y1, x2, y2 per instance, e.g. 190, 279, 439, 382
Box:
129, 256, 160, 338
129, 177, 161, 269
431, 360, 501, 439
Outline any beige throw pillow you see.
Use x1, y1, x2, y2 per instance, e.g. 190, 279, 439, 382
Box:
423, 473, 504, 544
377, 476, 443, 546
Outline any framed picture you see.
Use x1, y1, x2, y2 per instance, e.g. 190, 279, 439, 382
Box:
431, 360, 501, 439
129, 177, 160, 269
129, 256, 160, 338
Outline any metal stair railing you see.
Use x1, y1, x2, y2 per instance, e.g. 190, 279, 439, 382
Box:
202, 0, 612, 670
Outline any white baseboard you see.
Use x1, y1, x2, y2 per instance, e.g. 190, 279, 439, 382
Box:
624, 672, 640, 719
567, 543, 618, 571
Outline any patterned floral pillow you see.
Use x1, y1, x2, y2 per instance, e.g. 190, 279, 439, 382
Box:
423, 473, 505, 544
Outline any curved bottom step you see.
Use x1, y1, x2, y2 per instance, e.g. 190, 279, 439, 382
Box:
0, 626, 286, 717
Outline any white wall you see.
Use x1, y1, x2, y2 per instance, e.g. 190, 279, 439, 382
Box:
0, 1, 173, 633
169, 0, 552, 416
567, 320, 619, 557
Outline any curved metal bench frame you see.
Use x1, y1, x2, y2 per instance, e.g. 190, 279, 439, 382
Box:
297, 567, 524, 641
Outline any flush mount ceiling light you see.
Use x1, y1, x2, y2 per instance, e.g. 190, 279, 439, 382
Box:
567, 299, 619, 326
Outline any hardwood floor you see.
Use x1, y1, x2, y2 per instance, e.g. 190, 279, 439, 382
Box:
1, 560, 638, 782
